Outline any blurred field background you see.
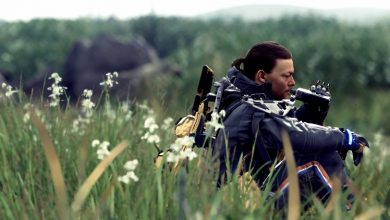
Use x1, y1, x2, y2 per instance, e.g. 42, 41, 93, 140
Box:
0, 10, 389, 219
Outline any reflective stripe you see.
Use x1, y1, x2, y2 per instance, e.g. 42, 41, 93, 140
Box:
347, 129, 353, 146
276, 161, 333, 193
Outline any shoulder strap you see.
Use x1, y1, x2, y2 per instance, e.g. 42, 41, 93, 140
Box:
223, 99, 243, 120
251, 112, 272, 166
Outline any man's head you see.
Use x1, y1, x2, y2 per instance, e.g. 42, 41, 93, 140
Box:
233, 41, 295, 100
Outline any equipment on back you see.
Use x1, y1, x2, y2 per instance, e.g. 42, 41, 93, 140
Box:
175, 66, 241, 148
154, 65, 217, 169
182, 65, 216, 147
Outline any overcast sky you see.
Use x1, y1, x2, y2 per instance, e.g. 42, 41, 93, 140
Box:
2, 0, 390, 21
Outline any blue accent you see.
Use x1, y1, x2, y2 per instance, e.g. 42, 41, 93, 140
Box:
347, 129, 353, 146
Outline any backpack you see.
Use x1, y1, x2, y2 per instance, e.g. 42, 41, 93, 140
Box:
154, 65, 217, 171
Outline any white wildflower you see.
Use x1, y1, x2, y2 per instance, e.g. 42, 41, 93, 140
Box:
121, 102, 129, 112
219, 110, 226, 118
120, 102, 133, 121
118, 171, 139, 184
5, 85, 18, 97
147, 134, 160, 144
23, 103, 33, 110
99, 72, 119, 88
118, 175, 130, 184
167, 136, 197, 163
141, 132, 160, 144
162, 117, 174, 130
23, 112, 30, 123
0, 82, 18, 98
124, 159, 139, 171
71, 118, 80, 133
176, 136, 195, 147
125, 111, 133, 121
144, 117, 159, 133
138, 103, 149, 111
82, 89, 93, 98
166, 153, 180, 163
100, 141, 110, 149
192, 211, 204, 220
138, 102, 154, 115
126, 171, 139, 182
49, 72, 62, 84
91, 139, 100, 147
207, 111, 225, 133
82, 99, 95, 111
91, 139, 111, 160
104, 102, 116, 121
72, 89, 94, 135
97, 147, 110, 160
47, 72, 66, 107
166, 149, 197, 163
118, 159, 139, 184
81, 89, 95, 112
180, 148, 198, 161
71, 116, 90, 135
170, 136, 195, 151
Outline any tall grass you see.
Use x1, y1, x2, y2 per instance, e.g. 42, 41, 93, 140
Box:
0, 84, 389, 219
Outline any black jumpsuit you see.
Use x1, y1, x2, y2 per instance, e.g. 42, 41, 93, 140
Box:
213, 68, 350, 209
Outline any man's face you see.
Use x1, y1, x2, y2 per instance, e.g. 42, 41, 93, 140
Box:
260, 59, 295, 100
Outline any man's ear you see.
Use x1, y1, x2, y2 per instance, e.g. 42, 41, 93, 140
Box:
255, 70, 267, 84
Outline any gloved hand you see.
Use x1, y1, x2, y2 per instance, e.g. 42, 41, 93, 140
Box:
310, 80, 331, 98
340, 128, 370, 166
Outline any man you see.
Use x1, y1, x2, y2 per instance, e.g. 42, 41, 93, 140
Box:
212, 41, 369, 210
226, 41, 328, 125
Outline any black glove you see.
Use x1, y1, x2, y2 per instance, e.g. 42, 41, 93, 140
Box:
310, 80, 331, 113
340, 128, 370, 166
310, 80, 331, 98
294, 81, 331, 125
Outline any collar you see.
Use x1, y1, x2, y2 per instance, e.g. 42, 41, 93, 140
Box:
227, 67, 273, 99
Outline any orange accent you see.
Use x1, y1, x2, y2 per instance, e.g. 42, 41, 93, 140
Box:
276, 161, 333, 193
190, 102, 204, 134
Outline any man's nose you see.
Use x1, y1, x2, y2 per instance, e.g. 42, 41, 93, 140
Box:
289, 76, 296, 86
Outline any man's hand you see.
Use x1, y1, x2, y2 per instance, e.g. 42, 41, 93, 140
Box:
340, 129, 370, 166
351, 133, 369, 166
311, 80, 331, 97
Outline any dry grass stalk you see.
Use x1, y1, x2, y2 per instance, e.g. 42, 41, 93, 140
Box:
78, 135, 89, 184
71, 140, 128, 212
323, 177, 341, 218
29, 108, 70, 220
281, 130, 300, 220
355, 207, 386, 220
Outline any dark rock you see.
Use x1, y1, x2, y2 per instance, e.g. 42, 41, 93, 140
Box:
23, 34, 181, 103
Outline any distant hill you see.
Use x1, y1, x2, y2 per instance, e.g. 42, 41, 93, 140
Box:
197, 4, 390, 23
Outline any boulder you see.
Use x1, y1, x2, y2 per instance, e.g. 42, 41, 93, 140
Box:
23, 34, 181, 102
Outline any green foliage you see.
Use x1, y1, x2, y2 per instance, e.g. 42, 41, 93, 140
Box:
0, 15, 389, 219
0, 90, 389, 219
1, 15, 390, 91
2, 15, 389, 133
0, 18, 134, 79
131, 15, 205, 57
